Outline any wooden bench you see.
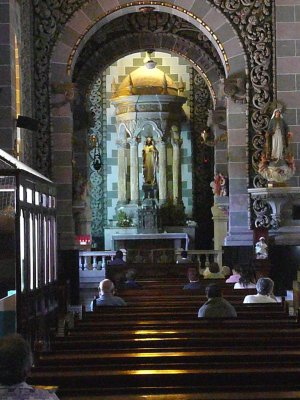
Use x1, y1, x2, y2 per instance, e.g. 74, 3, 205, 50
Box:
28, 276, 300, 399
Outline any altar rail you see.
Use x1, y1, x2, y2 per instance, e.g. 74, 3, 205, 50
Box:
176, 250, 223, 268
79, 249, 223, 271
78, 250, 127, 271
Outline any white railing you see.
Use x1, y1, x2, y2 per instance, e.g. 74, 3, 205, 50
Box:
79, 249, 223, 270
175, 249, 223, 268
78, 250, 127, 271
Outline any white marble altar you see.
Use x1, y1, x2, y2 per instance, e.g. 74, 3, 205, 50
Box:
111, 232, 189, 251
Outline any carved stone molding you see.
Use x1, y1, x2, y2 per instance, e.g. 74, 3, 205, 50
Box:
210, 0, 273, 186
32, 0, 85, 176
223, 74, 247, 104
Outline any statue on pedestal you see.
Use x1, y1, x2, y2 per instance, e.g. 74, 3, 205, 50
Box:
259, 109, 295, 183
255, 237, 268, 260
142, 137, 158, 185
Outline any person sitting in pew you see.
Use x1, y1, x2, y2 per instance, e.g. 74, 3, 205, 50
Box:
0, 333, 60, 400
198, 284, 237, 318
226, 265, 241, 283
122, 268, 142, 289
176, 250, 192, 264
221, 265, 231, 278
203, 262, 225, 279
243, 277, 277, 304
109, 250, 126, 265
91, 279, 127, 311
183, 267, 202, 290
234, 264, 256, 289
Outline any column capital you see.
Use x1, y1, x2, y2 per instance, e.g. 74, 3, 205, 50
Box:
128, 136, 140, 146
171, 138, 183, 147
116, 139, 127, 149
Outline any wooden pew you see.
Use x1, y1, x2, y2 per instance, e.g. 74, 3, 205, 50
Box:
29, 276, 299, 400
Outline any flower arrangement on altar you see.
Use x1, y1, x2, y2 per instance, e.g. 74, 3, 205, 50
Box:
116, 209, 134, 227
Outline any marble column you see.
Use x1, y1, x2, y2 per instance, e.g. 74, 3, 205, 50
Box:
117, 140, 127, 204
172, 137, 182, 205
157, 139, 167, 204
211, 202, 229, 265
129, 137, 139, 203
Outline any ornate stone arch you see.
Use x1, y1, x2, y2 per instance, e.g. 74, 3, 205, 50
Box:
32, 0, 273, 247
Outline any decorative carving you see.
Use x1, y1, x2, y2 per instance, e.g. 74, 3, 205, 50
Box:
211, 0, 273, 186
252, 197, 273, 229
73, 12, 224, 83
88, 76, 106, 239
51, 82, 77, 108
223, 74, 247, 103
32, 0, 86, 176
20, 0, 34, 167
191, 69, 214, 243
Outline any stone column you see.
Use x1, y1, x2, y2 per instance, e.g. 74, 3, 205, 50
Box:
211, 201, 229, 265
117, 140, 127, 204
172, 136, 182, 205
224, 98, 251, 245
129, 137, 139, 203
157, 138, 167, 204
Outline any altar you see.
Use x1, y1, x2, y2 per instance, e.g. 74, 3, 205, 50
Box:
111, 232, 189, 252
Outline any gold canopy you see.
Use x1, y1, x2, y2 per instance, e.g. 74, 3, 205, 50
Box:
112, 63, 181, 98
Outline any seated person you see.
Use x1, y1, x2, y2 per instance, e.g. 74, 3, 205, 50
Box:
122, 269, 142, 289
183, 267, 202, 290
243, 277, 277, 303
203, 262, 225, 279
91, 279, 127, 310
198, 284, 237, 318
176, 250, 192, 264
234, 264, 256, 289
0, 334, 60, 399
226, 266, 241, 283
222, 265, 231, 278
109, 250, 126, 265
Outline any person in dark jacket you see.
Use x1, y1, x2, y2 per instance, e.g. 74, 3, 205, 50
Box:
198, 284, 237, 318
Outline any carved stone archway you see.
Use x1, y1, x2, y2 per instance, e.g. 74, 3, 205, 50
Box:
32, 1, 273, 248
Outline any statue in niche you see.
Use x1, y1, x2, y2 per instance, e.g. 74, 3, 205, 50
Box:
255, 237, 268, 260
142, 137, 158, 185
258, 108, 295, 183
265, 109, 292, 162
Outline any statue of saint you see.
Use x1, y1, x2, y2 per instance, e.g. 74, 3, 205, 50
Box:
142, 137, 158, 185
266, 109, 292, 161
255, 237, 268, 260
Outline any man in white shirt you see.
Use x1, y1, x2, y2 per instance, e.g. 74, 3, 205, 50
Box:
243, 277, 277, 303
91, 279, 127, 311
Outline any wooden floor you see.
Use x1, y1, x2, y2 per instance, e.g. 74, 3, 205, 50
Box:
29, 274, 300, 399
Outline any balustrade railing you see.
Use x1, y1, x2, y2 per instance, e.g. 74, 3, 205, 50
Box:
175, 249, 223, 268
79, 249, 223, 271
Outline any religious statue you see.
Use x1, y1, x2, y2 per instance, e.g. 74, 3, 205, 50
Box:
258, 108, 295, 183
210, 172, 228, 196
142, 137, 158, 185
255, 237, 268, 260
266, 109, 292, 162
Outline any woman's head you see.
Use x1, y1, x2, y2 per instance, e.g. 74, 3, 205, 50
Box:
0, 334, 33, 385
256, 277, 274, 295
208, 262, 220, 274
239, 264, 256, 287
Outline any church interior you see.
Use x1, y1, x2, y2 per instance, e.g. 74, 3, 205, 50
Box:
1, 0, 300, 398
